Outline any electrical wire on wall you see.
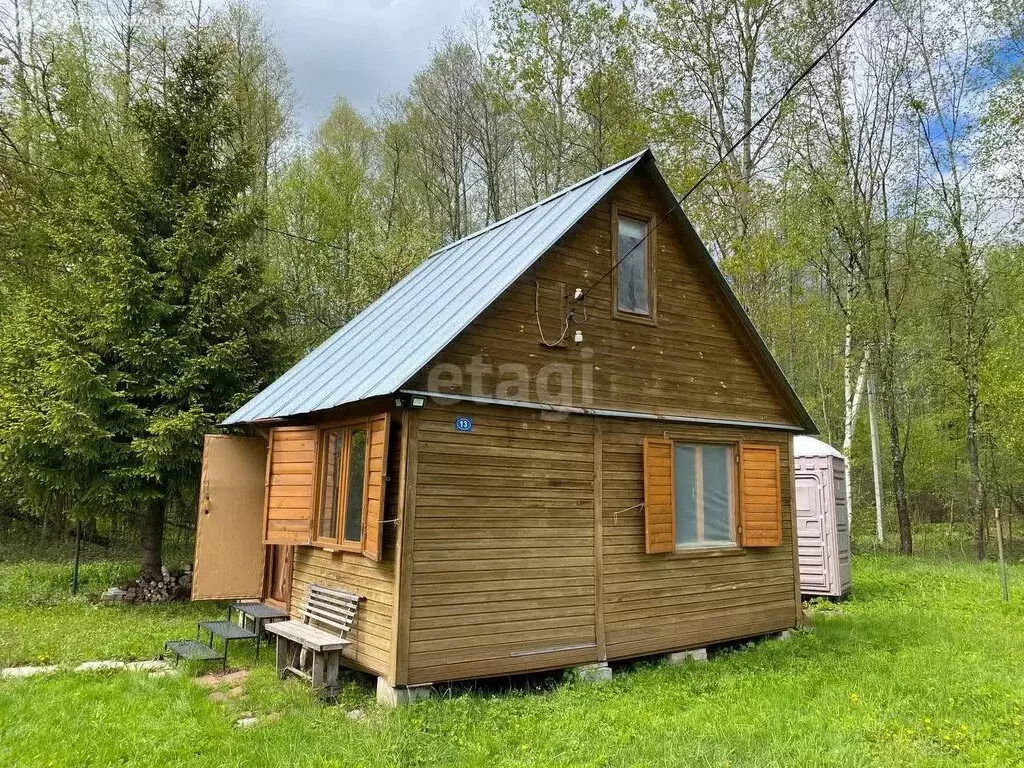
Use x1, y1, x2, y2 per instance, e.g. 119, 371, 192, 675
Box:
535, 280, 587, 347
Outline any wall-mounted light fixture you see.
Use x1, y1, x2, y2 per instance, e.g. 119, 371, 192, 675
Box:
410, 395, 427, 408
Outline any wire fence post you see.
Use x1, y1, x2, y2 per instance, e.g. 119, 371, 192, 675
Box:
995, 507, 1009, 603
71, 519, 82, 596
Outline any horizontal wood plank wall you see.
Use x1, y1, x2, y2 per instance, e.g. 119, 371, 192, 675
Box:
601, 419, 798, 660
406, 402, 598, 685
406, 169, 798, 427
288, 417, 403, 677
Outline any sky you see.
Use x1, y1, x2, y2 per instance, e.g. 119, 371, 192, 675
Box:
255, 0, 487, 132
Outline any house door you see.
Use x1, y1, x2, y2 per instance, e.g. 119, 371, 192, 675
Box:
795, 474, 830, 592
192, 435, 268, 600
263, 544, 292, 610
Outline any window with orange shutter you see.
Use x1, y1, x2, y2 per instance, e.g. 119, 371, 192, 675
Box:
312, 414, 390, 560
642, 438, 783, 552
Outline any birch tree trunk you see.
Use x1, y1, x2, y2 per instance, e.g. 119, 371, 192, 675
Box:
843, 327, 869, 527
867, 376, 885, 543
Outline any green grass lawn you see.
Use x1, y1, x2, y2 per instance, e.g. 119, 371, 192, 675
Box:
1, 554, 1022, 767
0, 555, 222, 667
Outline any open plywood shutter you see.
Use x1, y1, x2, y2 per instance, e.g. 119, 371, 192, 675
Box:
643, 437, 675, 554
192, 435, 267, 600
362, 413, 390, 562
264, 426, 317, 545
739, 442, 783, 547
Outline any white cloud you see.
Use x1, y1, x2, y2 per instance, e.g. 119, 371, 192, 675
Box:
254, 0, 486, 131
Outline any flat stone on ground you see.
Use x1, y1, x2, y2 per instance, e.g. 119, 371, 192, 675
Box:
75, 660, 170, 673
572, 662, 613, 683
0, 665, 59, 678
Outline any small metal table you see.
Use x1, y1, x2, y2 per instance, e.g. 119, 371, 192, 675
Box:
163, 639, 223, 669
197, 620, 258, 669
228, 602, 290, 657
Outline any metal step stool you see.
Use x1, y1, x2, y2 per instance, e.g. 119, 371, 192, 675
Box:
197, 620, 259, 669
163, 639, 224, 669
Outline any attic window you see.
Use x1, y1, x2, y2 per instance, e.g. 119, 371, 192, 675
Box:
612, 206, 655, 322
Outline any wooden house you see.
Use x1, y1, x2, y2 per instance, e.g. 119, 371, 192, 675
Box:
190, 149, 817, 702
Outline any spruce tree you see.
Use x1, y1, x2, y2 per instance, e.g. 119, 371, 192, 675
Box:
115, 36, 285, 577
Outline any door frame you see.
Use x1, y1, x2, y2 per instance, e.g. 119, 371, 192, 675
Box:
262, 544, 294, 611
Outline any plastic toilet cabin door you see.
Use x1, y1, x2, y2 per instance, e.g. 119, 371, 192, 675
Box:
796, 474, 829, 592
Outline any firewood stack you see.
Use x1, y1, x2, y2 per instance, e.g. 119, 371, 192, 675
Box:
101, 565, 192, 603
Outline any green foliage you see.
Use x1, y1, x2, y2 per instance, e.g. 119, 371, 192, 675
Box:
0, 13, 286, 563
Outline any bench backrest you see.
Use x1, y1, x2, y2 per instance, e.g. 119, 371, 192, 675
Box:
299, 585, 362, 637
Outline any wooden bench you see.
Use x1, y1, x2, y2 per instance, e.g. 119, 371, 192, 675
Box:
264, 585, 362, 698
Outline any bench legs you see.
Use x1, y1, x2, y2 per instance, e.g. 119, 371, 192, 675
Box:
275, 636, 290, 680
272, 635, 341, 698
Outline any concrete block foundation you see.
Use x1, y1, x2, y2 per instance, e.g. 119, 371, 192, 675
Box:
376, 678, 432, 707
571, 662, 613, 683
666, 648, 708, 665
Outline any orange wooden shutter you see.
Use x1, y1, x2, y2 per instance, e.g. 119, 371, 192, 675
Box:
263, 426, 317, 545
362, 413, 391, 562
739, 442, 783, 547
643, 437, 675, 554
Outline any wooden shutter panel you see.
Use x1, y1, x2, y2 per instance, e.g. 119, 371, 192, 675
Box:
643, 437, 675, 554
739, 442, 783, 547
362, 413, 391, 562
264, 426, 317, 545
192, 435, 267, 600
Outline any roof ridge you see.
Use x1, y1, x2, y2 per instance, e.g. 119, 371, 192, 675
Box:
427, 148, 650, 260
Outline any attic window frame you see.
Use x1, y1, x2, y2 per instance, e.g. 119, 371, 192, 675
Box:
312, 418, 372, 553
611, 201, 657, 326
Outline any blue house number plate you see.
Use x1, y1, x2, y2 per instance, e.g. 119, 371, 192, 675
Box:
455, 417, 473, 432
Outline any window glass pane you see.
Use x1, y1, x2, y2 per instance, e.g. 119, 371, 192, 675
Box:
617, 216, 649, 315
319, 432, 343, 540
702, 445, 732, 543
673, 444, 697, 545
342, 429, 367, 543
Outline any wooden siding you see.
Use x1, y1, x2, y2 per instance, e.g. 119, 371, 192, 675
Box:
403, 402, 799, 684
287, 411, 403, 678
407, 169, 799, 427
264, 427, 316, 545
405, 402, 598, 685
600, 420, 798, 661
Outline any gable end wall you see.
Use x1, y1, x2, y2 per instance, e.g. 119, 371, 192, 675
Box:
407, 168, 800, 428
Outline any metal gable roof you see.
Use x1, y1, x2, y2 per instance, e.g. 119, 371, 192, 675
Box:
223, 150, 649, 425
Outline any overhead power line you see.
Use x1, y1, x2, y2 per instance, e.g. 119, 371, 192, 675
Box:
579, 0, 884, 301
260, 224, 347, 252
